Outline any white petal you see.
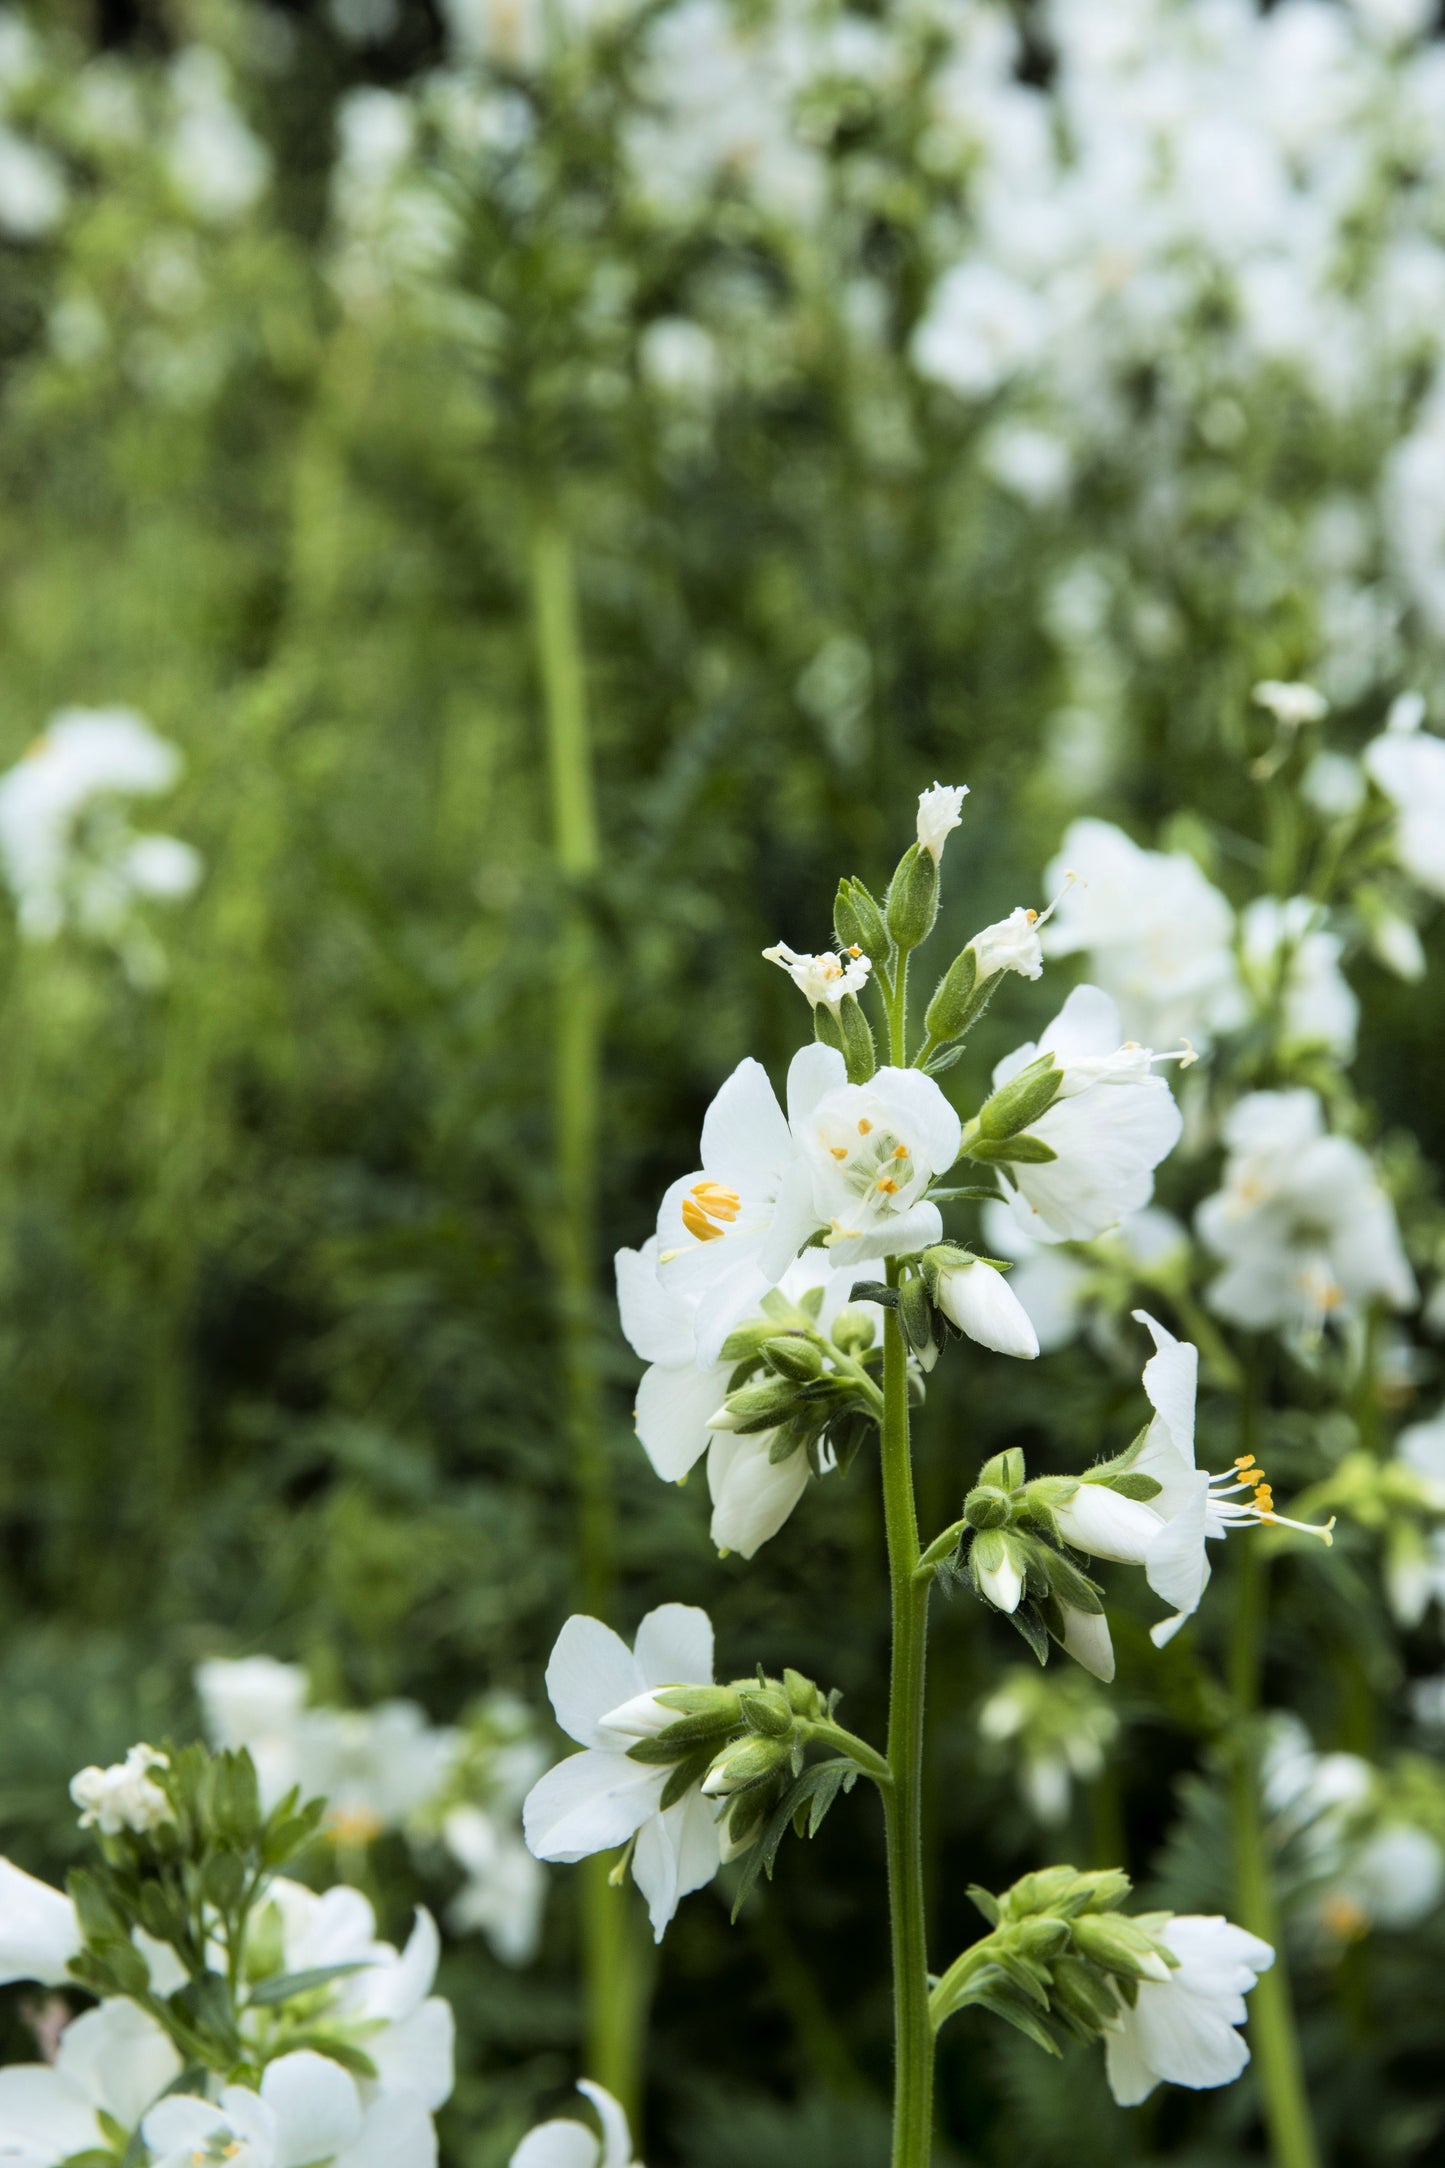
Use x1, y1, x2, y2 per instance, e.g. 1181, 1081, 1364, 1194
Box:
56, 1999, 182, 2128
0, 2066, 99, 2158
935, 1262, 1039, 1359
870, 1066, 962, 1176
707, 1431, 813, 1557
785, 1041, 848, 1129
1143, 1480, 1212, 1621
757, 1156, 822, 1280
634, 1361, 726, 1482
262, 2051, 364, 2166
827, 1200, 943, 1270
701, 1058, 793, 1196
0, 1858, 81, 1987
576, 2081, 633, 2168
631, 1788, 722, 1942
356, 1907, 438, 2021
366, 1996, 454, 2113
510, 2120, 600, 2168
523, 1750, 665, 1862
544, 1617, 644, 1749
1133, 1311, 1198, 1463
633, 1602, 714, 1689
1054, 1485, 1163, 1564
1059, 1606, 1115, 1682
1039, 984, 1123, 1062
339, 2093, 438, 2168
615, 1243, 694, 1366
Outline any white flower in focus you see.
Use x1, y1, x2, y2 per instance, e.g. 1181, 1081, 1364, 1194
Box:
1365, 727, 1445, 898
1197, 1089, 1415, 1334
761, 939, 872, 1008
524, 1607, 722, 1941
512, 2080, 641, 2168
915, 780, 969, 862
1103, 1916, 1274, 2106
1252, 680, 1328, 728
70, 1744, 171, 1836
1041, 820, 1241, 1046
790, 1052, 963, 1269
0, 1858, 81, 1987
970, 907, 1044, 982
1239, 895, 1357, 1056
0, 1999, 182, 2162
0, 708, 200, 949
442, 1804, 546, 1965
992, 986, 1183, 1245
933, 1259, 1039, 1359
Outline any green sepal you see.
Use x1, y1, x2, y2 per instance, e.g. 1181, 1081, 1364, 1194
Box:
967, 1133, 1058, 1165
886, 842, 940, 951
659, 1748, 718, 1812
1107, 1471, 1164, 1502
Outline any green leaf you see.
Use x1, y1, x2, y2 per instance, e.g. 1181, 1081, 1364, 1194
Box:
967, 1884, 1000, 1926
246, 1960, 370, 2009
1108, 1471, 1164, 1502
659, 1749, 717, 1812
925, 1183, 1002, 1202
730, 1759, 857, 1923
1004, 1600, 1050, 1666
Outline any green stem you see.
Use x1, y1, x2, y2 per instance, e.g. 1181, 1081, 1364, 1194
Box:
1227, 1391, 1321, 2168
531, 504, 647, 2114
881, 1257, 934, 2167
804, 1719, 894, 1788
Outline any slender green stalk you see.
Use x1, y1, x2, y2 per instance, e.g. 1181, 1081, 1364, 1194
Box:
531, 504, 648, 2115
881, 1255, 935, 2167
1227, 1401, 1321, 2168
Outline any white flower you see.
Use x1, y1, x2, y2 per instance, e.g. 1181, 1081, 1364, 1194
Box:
442, 1805, 546, 1965
298, 1702, 461, 1843
70, 1743, 171, 1836
911, 261, 1050, 399
0, 708, 199, 947
1239, 896, 1357, 1056
992, 987, 1184, 1245
915, 781, 969, 862
0, 1858, 80, 1988
512, 2080, 641, 2168
1056, 1602, 1115, 1685
655, 1047, 958, 1360
1252, 679, 1328, 728
1041, 820, 1241, 1047
196, 1655, 310, 1809
969, 907, 1044, 982
1103, 1916, 1274, 2106
1197, 1089, 1415, 1333
761, 940, 872, 1008
0, 1999, 181, 2163
143, 2048, 434, 2168
252, 1883, 454, 2115
933, 1259, 1039, 1359
706, 1427, 816, 1559
1364, 727, 1445, 898
0, 125, 66, 241
523, 1606, 722, 1941
167, 48, 270, 224
979, 1201, 1188, 1354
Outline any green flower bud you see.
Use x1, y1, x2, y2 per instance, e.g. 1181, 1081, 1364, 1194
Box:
1049, 1952, 1123, 2035
963, 1485, 1013, 1531
830, 1305, 876, 1354
782, 1668, 824, 1719
977, 1056, 1063, 1141
897, 1276, 939, 1366
885, 843, 939, 953
1013, 1915, 1072, 1961
738, 1687, 794, 1738
654, 1685, 744, 1726
977, 1448, 1026, 1492
835, 877, 890, 961
965, 1133, 1058, 1165
1070, 1913, 1175, 1984
762, 1335, 824, 1382
838, 992, 876, 1083
711, 1377, 801, 1434
923, 947, 978, 1043
702, 1733, 795, 1798
718, 1320, 772, 1364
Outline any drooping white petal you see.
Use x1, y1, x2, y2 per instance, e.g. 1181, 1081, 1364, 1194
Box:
523, 1749, 665, 1863
634, 1359, 728, 1481
0, 1858, 81, 1987
707, 1430, 813, 1556
631, 1786, 723, 1943
576, 2081, 634, 2168
1104, 1916, 1273, 2104
614, 1240, 695, 1366
825, 1199, 943, 1271
934, 1261, 1039, 1359
510, 2118, 600, 2168
544, 1618, 645, 1749
1053, 1484, 1163, 1563
1059, 1605, 1115, 1683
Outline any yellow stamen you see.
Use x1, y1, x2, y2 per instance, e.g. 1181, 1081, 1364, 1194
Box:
847, 945, 862, 957
682, 1180, 742, 1242
1320, 1893, 1368, 1943
875, 1176, 900, 1195
1234, 1454, 1257, 1471
327, 1806, 384, 1848
893, 1143, 911, 1159
830, 1146, 848, 1160
858, 1118, 873, 1135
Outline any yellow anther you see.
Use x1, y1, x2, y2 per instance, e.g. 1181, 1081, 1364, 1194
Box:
1320, 1893, 1368, 1943
830, 1146, 848, 1160
683, 1180, 742, 1241
1234, 1454, 1256, 1470
1025, 908, 1039, 923
858, 1118, 873, 1135
847, 945, 862, 957
893, 1143, 911, 1159
875, 1176, 900, 1195
328, 1806, 384, 1848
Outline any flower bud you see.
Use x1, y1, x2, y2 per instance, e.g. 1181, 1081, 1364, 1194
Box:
738, 1686, 793, 1738
963, 1484, 1013, 1530
1048, 1952, 1122, 2035
970, 1528, 1027, 1613
897, 1276, 939, 1368
1070, 1913, 1174, 1984
782, 1668, 824, 1719
1049, 1599, 1116, 1683
933, 1259, 1038, 1360
718, 1320, 772, 1364
837, 993, 876, 1083
977, 1447, 1026, 1492
702, 1734, 794, 1798
834, 877, 890, 961
830, 1306, 876, 1354
977, 1055, 1062, 1141
762, 1335, 824, 1382
1013, 1915, 1071, 1961
886, 843, 939, 952
924, 948, 979, 1043
722, 1784, 774, 1860
708, 1377, 800, 1435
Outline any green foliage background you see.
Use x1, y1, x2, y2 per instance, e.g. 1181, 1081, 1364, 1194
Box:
1, 2, 1443, 2163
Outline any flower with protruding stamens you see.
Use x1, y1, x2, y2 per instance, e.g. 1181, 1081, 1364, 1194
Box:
762, 940, 872, 1008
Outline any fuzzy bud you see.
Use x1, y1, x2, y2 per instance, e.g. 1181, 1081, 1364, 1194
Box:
738, 1687, 794, 1738
886, 843, 940, 953
977, 1055, 1062, 1142
709, 1377, 801, 1434
830, 1306, 876, 1354
762, 1335, 824, 1382
702, 1734, 794, 1799
1070, 1912, 1175, 1984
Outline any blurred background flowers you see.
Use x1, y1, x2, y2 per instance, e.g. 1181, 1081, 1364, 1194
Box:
2, 0, 1445, 2162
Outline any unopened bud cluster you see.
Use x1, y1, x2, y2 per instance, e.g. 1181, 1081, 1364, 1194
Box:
931, 1864, 1180, 2048
709, 1285, 880, 1479
622, 1668, 831, 1856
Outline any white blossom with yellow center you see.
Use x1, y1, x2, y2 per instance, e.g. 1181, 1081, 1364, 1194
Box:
761, 939, 872, 1008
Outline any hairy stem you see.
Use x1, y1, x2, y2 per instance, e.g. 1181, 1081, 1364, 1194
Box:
1228, 1412, 1320, 2168
531, 504, 647, 2113
881, 1257, 935, 2166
